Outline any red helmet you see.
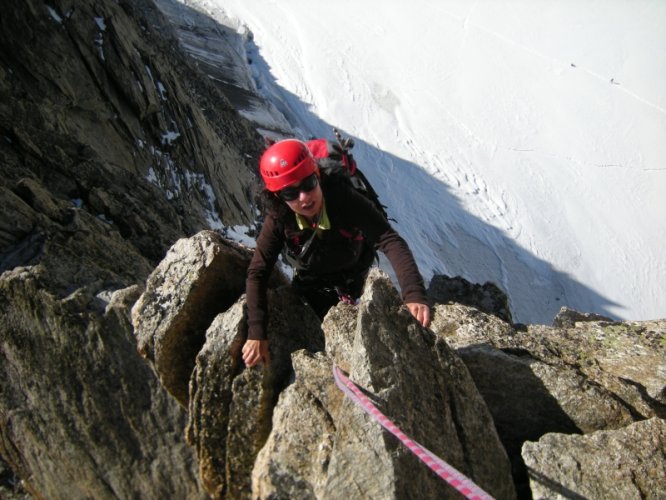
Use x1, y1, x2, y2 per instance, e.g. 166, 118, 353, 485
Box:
259, 139, 318, 192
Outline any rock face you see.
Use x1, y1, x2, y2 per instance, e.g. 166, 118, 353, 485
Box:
153, 0, 294, 136
0, 0, 263, 497
0, 270, 204, 499
1, 0, 261, 269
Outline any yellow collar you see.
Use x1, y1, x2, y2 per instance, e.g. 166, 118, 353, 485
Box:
296, 201, 330, 231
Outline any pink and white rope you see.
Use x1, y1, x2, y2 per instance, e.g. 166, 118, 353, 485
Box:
333, 366, 493, 500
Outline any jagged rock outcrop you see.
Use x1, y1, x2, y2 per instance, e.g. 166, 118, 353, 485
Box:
430, 302, 665, 498
0, 137, 209, 497
127, 229, 666, 500
252, 271, 516, 499
130, 230, 310, 496
131, 231, 287, 407
133, 231, 516, 499
187, 288, 324, 498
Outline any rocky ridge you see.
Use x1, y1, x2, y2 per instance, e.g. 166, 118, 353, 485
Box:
132, 231, 517, 499
130, 231, 664, 499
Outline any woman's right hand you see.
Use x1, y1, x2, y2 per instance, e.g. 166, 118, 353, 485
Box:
242, 339, 270, 368
406, 302, 431, 328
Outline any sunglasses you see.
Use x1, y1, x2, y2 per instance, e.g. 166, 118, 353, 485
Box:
278, 174, 319, 201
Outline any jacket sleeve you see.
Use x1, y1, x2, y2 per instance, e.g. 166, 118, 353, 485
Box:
375, 227, 428, 305
335, 185, 428, 306
245, 215, 285, 340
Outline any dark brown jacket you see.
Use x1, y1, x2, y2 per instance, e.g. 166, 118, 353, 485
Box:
246, 175, 427, 340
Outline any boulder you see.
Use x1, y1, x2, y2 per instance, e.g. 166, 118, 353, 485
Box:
552, 306, 615, 328
131, 231, 287, 406
523, 417, 666, 499
428, 274, 513, 324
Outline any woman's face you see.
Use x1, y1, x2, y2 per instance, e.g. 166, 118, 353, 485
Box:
282, 175, 323, 220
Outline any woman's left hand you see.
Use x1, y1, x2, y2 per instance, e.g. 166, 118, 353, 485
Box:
406, 302, 431, 328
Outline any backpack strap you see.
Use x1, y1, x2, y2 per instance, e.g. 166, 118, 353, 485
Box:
333, 128, 357, 174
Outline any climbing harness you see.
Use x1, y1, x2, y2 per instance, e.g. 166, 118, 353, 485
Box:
333, 366, 494, 500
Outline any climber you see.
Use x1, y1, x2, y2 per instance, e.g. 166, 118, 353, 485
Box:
242, 139, 431, 368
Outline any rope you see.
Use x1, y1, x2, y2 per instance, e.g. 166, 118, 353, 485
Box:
333, 366, 494, 500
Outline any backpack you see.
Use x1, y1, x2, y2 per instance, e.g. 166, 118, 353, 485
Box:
306, 130, 389, 221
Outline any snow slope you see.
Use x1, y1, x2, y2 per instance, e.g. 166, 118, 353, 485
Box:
179, 0, 666, 324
